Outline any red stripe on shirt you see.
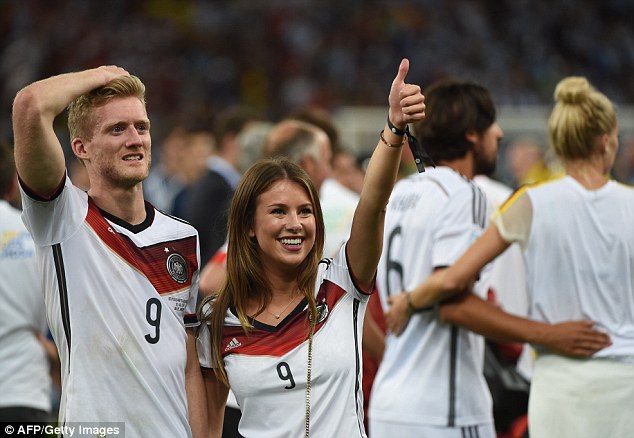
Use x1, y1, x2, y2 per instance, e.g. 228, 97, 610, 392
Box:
85, 199, 198, 294
222, 281, 347, 357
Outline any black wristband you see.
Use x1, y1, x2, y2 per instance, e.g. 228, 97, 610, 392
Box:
388, 115, 436, 173
387, 117, 406, 136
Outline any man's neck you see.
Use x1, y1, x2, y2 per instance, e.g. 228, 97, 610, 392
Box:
88, 185, 147, 225
439, 154, 475, 179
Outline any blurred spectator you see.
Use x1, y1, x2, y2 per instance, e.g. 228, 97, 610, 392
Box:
181, 106, 258, 264
143, 125, 191, 213
171, 129, 216, 217
0, 142, 56, 423
236, 121, 274, 174
262, 119, 333, 192
332, 147, 366, 194
505, 137, 555, 187
144, 123, 215, 216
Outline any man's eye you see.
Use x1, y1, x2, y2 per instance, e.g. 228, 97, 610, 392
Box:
112, 126, 123, 133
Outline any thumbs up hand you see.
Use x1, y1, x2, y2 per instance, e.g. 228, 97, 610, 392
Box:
388, 58, 426, 131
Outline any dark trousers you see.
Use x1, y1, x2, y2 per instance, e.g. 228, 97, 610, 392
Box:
223, 406, 244, 438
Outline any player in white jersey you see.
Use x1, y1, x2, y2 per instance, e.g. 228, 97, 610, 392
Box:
372, 79, 610, 438
371, 166, 497, 438
198, 59, 426, 437
390, 77, 622, 438
12, 67, 205, 437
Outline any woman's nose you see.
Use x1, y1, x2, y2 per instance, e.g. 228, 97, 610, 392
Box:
285, 213, 302, 232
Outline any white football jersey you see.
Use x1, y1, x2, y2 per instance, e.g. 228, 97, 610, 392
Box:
198, 246, 369, 437
370, 167, 493, 429
20, 176, 200, 437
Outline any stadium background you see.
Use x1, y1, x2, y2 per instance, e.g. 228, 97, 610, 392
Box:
1, 0, 633, 185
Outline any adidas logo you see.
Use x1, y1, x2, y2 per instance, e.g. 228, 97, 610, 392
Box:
224, 337, 242, 352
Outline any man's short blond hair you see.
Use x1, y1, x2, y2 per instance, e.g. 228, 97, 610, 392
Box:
67, 75, 146, 141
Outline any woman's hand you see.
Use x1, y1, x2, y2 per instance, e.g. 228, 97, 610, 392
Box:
387, 58, 426, 130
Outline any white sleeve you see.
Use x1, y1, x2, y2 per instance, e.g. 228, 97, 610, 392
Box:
320, 244, 372, 302
19, 175, 88, 246
491, 189, 533, 248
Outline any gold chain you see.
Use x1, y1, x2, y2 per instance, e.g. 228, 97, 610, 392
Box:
305, 317, 315, 437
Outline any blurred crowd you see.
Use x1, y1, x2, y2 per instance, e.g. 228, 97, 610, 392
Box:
2, 0, 634, 140
2, 0, 634, 189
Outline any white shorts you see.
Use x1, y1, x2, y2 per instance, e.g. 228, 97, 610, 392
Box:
369, 420, 495, 438
529, 354, 634, 438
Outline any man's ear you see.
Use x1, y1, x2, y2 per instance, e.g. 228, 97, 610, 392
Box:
71, 138, 88, 160
465, 129, 479, 145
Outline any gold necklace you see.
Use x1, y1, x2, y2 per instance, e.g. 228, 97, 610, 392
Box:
305, 314, 315, 437
265, 293, 298, 319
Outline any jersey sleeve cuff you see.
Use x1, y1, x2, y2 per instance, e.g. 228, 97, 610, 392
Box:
184, 313, 200, 327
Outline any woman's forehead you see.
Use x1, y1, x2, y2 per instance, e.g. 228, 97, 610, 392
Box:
258, 179, 312, 204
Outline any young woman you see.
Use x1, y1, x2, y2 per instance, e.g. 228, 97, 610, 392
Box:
386, 76, 632, 438
197, 58, 425, 437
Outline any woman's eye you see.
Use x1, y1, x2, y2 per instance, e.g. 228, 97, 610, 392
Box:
272, 208, 284, 215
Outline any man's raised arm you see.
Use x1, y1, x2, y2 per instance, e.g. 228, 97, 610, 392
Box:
12, 66, 128, 197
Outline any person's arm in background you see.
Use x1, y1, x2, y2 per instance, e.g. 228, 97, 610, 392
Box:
438, 291, 610, 357
346, 58, 425, 290
386, 225, 508, 332
386, 225, 611, 357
